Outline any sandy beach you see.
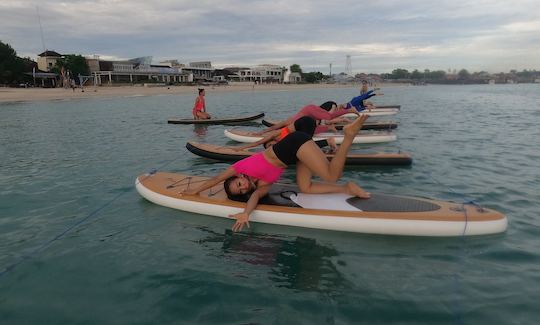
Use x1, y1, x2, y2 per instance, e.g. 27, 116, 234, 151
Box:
0, 83, 406, 103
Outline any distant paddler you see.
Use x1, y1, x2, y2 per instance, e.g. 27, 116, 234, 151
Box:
192, 88, 211, 119
359, 80, 383, 110
347, 88, 384, 112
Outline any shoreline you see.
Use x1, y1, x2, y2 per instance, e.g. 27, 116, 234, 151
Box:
0, 83, 407, 104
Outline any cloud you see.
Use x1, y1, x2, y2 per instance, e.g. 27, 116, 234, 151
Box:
502, 20, 540, 32
1, 0, 539, 73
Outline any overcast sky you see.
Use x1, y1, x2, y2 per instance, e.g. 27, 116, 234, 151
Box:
1, 0, 539, 73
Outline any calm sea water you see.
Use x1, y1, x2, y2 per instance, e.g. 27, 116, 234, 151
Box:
1, 85, 539, 324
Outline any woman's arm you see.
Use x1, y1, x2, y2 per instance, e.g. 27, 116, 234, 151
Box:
230, 183, 272, 232
235, 130, 280, 150
297, 104, 349, 120
314, 123, 338, 133
255, 118, 292, 135
325, 116, 349, 124
182, 167, 236, 195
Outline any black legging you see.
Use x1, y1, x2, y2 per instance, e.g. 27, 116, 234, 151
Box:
273, 116, 318, 165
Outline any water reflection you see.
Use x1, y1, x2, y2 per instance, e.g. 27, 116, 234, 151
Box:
193, 125, 208, 137
196, 228, 351, 293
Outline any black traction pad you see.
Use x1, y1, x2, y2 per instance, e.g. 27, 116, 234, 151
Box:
259, 185, 300, 207
258, 185, 441, 212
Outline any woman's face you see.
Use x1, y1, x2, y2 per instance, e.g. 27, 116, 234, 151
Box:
228, 176, 253, 195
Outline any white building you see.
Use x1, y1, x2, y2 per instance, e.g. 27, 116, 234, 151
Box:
283, 68, 301, 83
85, 56, 191, 85
226, 64, 286, 83
182, 61, 214, 81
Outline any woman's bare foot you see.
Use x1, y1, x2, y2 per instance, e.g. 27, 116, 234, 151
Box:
343, 114, 368, 138
347, 182, 371, 199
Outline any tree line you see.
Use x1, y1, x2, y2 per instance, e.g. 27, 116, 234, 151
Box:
290, 63, 540, 83
382, 68, 540, 81
1, 40, 89, 86
290, 64, 329, 83
0, 41, 36, 85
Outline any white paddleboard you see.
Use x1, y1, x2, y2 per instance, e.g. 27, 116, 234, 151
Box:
224, 129, 397, 144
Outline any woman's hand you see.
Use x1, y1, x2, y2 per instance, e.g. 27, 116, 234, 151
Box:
327, 137, 338, 152
230, 212, 250, 232
347, 108, 359, 115
327, 124, 338, 133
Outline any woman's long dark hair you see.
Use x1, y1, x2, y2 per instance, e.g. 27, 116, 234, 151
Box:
293, 116, 316, 137
320, 101, 337, 111
223, 175, 254, 202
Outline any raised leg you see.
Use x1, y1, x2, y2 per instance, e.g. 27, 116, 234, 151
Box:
296, 115, 368, 182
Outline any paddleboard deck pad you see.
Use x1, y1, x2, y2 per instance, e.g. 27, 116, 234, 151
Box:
136, 172, 507, 236
186, 142, 412, 166
168, 113, 264, 125
224, 129, 397, 144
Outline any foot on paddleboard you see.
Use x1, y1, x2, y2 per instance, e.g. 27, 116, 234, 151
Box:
347, 182, 371, 199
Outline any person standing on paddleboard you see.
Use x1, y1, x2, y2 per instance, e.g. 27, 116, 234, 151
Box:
192, 88, 211, 119
182, 115, 371, 232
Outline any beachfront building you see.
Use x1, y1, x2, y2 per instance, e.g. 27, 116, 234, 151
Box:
356, 73, 384, 85
283, 68, 301, 83
225, 64, 286, 83
333, 72, 356, 83
159, 59, 185, 68
84, 56, 191, 86
37, 50, 62, 72
182, 61, 214, 82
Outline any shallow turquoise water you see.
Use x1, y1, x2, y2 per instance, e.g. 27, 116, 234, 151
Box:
1, 85, 539, 324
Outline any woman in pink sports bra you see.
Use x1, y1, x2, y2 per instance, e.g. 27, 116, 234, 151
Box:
192, 88, 211, 119
182, 116, 371, 232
